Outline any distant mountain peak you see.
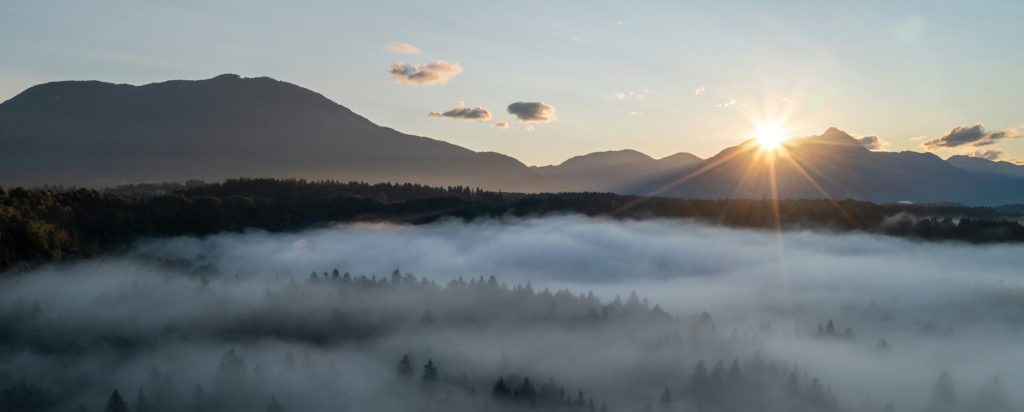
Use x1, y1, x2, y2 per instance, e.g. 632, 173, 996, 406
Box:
821, 127, 849, 137
212, 73, 242, 80
803, 127, 865, 149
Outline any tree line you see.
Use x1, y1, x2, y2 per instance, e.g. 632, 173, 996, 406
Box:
3, 178, 1024, 272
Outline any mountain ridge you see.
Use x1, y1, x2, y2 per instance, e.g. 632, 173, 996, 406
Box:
2, 74, 1023, 205
0, 74, 567, 191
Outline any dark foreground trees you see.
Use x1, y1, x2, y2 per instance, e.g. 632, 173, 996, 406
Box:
3, 178, 1024, 272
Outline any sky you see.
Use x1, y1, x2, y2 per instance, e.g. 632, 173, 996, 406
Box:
1, 0, 1022, 166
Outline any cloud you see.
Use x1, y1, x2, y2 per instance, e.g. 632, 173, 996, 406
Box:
857, 135, 889, 151
492, 121, 510, 129
966, 149, 1022, 164
507, 102, 557, 123
614, 91, 647, 101
923, 124, 1022, 149
427, 101, 492, 121
695, 86, 706, 95
386, 42, 421, 54
715, 99, 736, 108
969, 149, 1005, 161
390, 61, 462, 86
629, 111, 643, 117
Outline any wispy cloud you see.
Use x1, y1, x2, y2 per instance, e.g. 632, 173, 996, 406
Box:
966, 148, 1022, 164
386, 42, 421, 54
694, 86, 706, 95
614, 90, 649, 101
390, 61, 462, 86
923, 124, 1021, 149
493, 121, 510, 129
715, 99, 736, 108
427, 101, 492, 122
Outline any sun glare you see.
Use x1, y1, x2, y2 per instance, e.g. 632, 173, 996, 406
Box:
756, 124, 787, 150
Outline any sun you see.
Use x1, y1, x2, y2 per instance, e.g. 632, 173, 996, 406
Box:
755, 124, 787, 150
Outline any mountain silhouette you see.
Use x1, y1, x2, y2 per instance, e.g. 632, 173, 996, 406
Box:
2, 75, 1022, 205
625, 128, 1024, 205
533, 149, 701, 192
0, 74, 564, 191
946, 155, 1024, 179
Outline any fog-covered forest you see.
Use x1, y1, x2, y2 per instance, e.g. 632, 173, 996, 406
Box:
2, 216, 1021, 411
3, 178, 1024, 271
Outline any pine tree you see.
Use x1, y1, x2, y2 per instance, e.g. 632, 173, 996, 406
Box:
689, 360, 709, 404
659, 387, 673, 409
266, 395, 284, 412
422, 358, 439, 383
397, 354, 414, 377
104, 390, 128, 412
492, 378, 511, 399
517, 377, 537, 401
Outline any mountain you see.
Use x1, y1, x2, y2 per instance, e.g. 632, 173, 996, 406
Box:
946, 155, 1024, 179
625, 128, 1024, 205
532, 149, 702, 192
0, 74, 565, 191
3, 74, 1022, 205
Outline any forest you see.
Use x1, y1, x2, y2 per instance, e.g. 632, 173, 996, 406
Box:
2, 264, 1012, 412
3, 178, 1023, 272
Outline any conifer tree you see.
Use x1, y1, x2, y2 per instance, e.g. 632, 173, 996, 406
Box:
266, 395, 284, 412
104, 390, 128, 412
422, 359, 439, 383
397, 354, 414, 378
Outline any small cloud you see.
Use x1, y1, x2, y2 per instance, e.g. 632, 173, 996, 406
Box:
390, 61, 462, 86
493, 121, 510, 129
715, 99, 737, 108
966, 149, 1022, 164
856, 135, 889, 151
969, 149, 1005, 161
507, 102, 557, 124
614, 91, 647, 101
386, 42, 421, 54
923, 124, 1021, 149
427, 101, 492, 121
629, 111, 643, 117
695, 86, 706, 95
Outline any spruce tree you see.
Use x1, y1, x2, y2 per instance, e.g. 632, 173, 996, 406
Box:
266, 395, 284, 412
104, 390, 128, 412
397, 354, 414, 377
422, 358, 439, 383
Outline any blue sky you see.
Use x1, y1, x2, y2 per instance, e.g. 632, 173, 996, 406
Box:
1, 0, 1022, 165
